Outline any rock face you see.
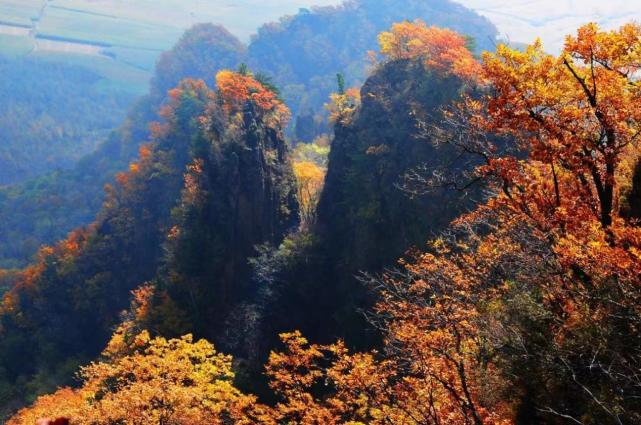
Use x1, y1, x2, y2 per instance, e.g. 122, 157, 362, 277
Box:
156, 102, 299, 346
621, 158, 641, 221
232, 107, 300, 252
256, 59, 483, 355
317, 58, 477, 276
0, 0, 498, 267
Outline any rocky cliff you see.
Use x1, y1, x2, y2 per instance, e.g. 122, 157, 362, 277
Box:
252, 58, 483, 357
317, 58, 476, 273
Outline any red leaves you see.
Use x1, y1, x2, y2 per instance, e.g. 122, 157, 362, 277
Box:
36, 418, 69, 425
378, 20, 482, 82
474, 23, 641, 230
215, 70, 290, 125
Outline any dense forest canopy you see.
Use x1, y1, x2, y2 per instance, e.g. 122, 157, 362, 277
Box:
0, 56, 136, 185
0, 64, 301, 419
4, 19, 641, 425
0, 0, 497, 269
248, 0, 497, 136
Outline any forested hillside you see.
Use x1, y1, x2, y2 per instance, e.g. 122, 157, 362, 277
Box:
240, 43, 485, 355
249, 0, 497, 139
1, 19, 483, 419
0, 24, 246, 269
0, 68, 296, 417
124, 32, 485, 393
0, 56, 137, 185
6, 20, 641, 425
0, 0, 497, 269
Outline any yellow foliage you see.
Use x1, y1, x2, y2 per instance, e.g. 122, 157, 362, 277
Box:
9, 333, 256, 425
292, 138, 330, 167
293, 160, 326, 229
13, 20, 641, 425
326, 87, 361, 125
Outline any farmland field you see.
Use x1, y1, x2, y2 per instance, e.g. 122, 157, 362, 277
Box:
0, 34, 33, 57
48, 0, 341, 42
0, 0, 341, 91
38, 6, 182, 50
0, 0, 41, 26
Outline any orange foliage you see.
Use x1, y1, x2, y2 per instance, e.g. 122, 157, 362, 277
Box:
0, 228, 92, 329
152, 79, 213, 140
1, 228, 89, 298
250, 21, 641, 425
11, 21, 641, 425
9, 389, 83, 425
471, 22, 641, 229
378, 20, 481, 81
124, 146, 152, 177
182, 158, 205, 206
422, 22, 641, 421
262, 322, 513, 424
215, 70, 290, 125
449, 24, 641, 315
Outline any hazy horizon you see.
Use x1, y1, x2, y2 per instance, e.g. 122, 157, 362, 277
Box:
1, 0, 639, 52
458, 0, 641, 52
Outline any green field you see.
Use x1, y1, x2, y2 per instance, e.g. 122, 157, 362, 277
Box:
103, 46, 162, 72
0, 0, 40, 26
39, 6, 182, 50
2, 0, 342, 45
35, 50, 152, 94
0, 34, 34, 57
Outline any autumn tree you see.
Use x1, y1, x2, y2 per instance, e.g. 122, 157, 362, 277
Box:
262, 285, 514, 425
136, 65, 299, 370
8, 328, 273, 425
216, 70, 291, 126
290, 138, 330, 230
377, 20, 481, 81
293, 161, 326, 229
326, 87, 361, 125
11, 20, 641, 425
0, 77, 226, 414
476, 23, 641, 228
292, 135, 330, 167
411, 22, 641, 423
